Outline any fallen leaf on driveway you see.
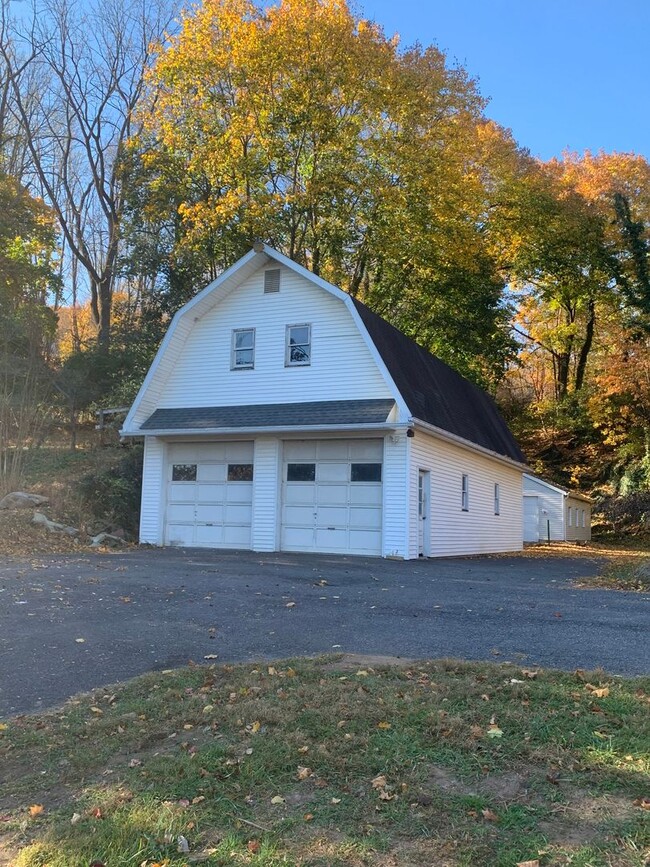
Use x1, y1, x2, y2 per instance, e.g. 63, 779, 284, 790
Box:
75, 638, 85, 643
203, 654, 218, 660
285, 602, 296, 608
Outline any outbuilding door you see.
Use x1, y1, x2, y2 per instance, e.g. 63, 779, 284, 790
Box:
280, 439, 383, 555
165, 442, 253, 548
523, 495, 540, 542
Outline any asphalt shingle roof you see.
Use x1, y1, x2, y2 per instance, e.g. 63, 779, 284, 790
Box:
140, 398, 396, 431
351, 297, 526, 463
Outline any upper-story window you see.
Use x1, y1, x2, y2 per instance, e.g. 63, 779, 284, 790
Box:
494, 482, 500, 515
286, 324, 311, 366
231, 328, 255, 369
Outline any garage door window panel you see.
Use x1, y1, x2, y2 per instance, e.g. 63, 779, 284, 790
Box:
172, 464, 197, 482
351, 463, 382, 482
287, 463, 316, 482
228, 463, 254, 481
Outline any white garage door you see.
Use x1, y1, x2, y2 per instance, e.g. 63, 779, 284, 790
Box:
523, 495, 540, 542
281, 439, 383, 555
165, 442, 253, 548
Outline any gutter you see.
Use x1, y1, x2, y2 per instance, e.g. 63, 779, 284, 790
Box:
411, 418, 530, 472
121, 421, 410, 438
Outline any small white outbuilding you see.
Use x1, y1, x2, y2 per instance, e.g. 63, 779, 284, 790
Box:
523, 473, 591, 543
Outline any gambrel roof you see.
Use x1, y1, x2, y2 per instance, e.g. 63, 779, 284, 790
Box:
123, 244, 525, 466
352, 299, 526, 464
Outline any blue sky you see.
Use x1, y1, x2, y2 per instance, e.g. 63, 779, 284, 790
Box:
359, 0, 649, 160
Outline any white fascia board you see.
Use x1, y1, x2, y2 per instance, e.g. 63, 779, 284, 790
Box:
121, 421, 409, 438
123, 248, 264, 431
413, 418, 529, 472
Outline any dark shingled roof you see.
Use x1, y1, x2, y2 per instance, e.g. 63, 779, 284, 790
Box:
352, 297, 526, 463
140, 398, 396, 431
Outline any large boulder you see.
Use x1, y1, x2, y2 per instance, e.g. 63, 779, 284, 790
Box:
0, 491, 49, 510
32, 511, 79, 537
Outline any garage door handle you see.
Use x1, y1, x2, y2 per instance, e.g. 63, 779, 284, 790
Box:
327, 527, 336, 530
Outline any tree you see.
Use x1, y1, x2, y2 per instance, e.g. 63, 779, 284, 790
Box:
0, 0, 176, 348
127, 0, 525, 384
0, 171, 59, 486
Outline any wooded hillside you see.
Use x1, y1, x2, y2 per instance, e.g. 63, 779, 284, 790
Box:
1, 0, 649, 532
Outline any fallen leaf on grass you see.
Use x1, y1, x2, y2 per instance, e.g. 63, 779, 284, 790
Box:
377, 721, 391, 730
90, 706, 103, 715
521, 669, 538, 679
585, 684, 610, 698
303, 812, 314, 821
481, 808, 499, 822
516, 861, 540, 867
331, 797, 341, 804
70, 812, 81, 824
128, 758, 142, 768
378, 790, 395, 801
297, 766, 312, 780
487, 725, 503, 739
250, 720, 261, 734
371, 775, 388, 789
247, 840, 260, 853
0, 724, 7, 731
298, 746, 309, 754
29, 804, 44, 817
271, 795, 285, 805
633, 797, 650, 810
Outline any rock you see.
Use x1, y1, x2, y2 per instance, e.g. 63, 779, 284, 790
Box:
90, 532, 126, 548
0, 491, 49, 510
32, 511, 79, 537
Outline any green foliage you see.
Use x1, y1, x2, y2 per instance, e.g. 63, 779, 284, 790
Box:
76, 445, 143, 535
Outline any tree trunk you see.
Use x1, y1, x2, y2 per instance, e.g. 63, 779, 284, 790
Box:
574, 297, 596, 391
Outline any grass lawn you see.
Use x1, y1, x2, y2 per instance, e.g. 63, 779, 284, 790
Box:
1, 657, 648, 867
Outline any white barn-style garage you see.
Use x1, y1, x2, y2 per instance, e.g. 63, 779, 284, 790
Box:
122, 244, 528, 559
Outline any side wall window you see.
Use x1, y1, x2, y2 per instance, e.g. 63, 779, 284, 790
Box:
494, 482, 500, 515
461, 474, 469, 511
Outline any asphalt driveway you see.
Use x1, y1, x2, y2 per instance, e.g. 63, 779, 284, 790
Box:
1, 548, 648, 717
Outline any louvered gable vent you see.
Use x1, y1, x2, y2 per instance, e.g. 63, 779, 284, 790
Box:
263, 268, 281, 293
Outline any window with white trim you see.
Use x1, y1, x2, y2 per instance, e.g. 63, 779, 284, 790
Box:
568, 506, 573, 526
494, 483, 500, 515
285, 324, 311, 366
231, 328, 255, 369
461, 474, 469, 511
581, 509, 586, 528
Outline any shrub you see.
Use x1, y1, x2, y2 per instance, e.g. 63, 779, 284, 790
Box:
77, 445, 143, 537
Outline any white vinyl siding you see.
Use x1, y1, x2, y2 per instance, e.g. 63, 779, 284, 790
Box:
522, 475, 566, 541
252, 437, 281, 551
157, 264, 392, 410
408, 429, 523, 558
140, 437, 166, 544
382, 433, 410, 558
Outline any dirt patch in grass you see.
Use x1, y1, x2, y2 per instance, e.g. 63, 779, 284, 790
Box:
1, 657, 648, 866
